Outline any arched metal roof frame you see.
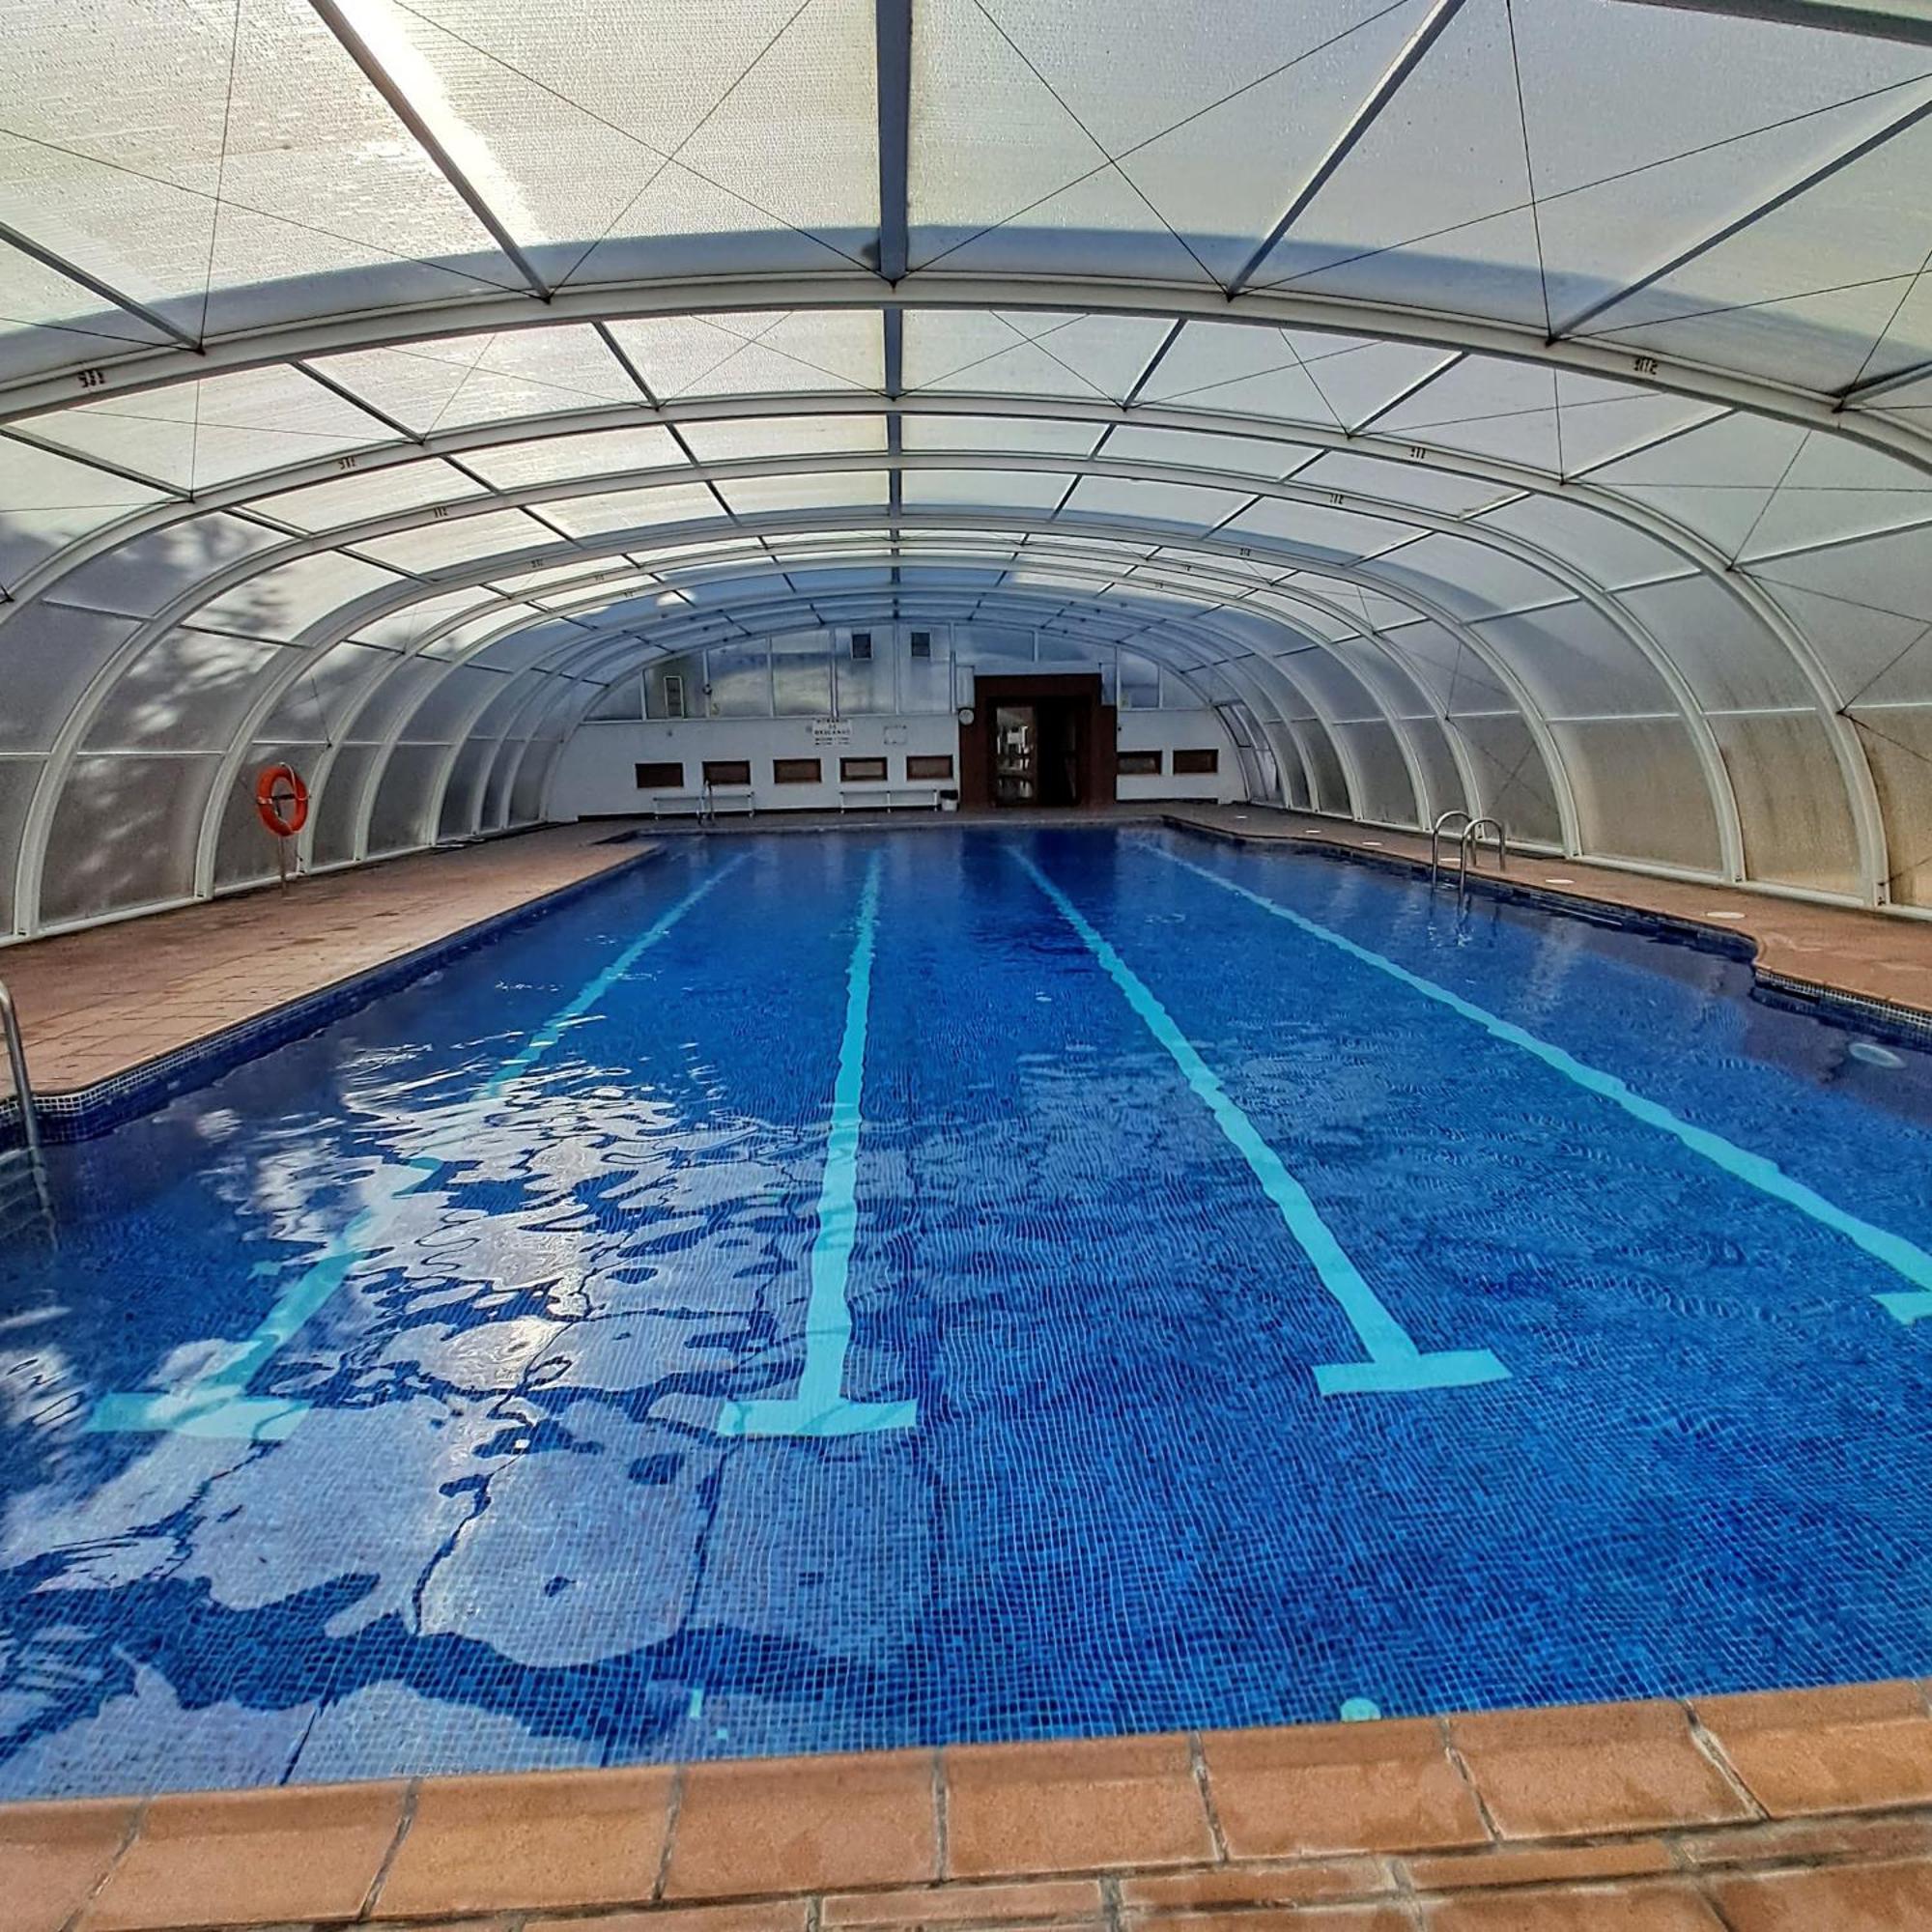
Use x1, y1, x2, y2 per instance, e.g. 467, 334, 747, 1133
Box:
173, 503, 1594, 906
267, 558, 1423, 874
10, 439, 1749, 913
6, 0, 1930, 937
4, 281, 1929, 475
1, 377, 1887, 897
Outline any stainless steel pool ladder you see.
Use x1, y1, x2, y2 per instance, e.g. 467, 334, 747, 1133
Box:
1429, 810, 1472, 888
0, 977, 53, 1239
1457, 816, 1507, 908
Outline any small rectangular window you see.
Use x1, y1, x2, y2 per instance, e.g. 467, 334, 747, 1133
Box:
663, 672, 686, 719
1116, 750, 1162, 777
840, 755, 888, 782
909, 630, 933, 660
773, 756, 822, 783
849, 631, 873, 661
635, 760, 685, 789
702, 759, 752, 786
1173, 747, 1220, 775
905, 753, 953, 781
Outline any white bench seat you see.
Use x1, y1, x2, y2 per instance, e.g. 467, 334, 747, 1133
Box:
838, 785, 941, 812
650, 788, 756, 818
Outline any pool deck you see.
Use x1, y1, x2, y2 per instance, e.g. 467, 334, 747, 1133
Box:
0, 826, 658, 1096
1161, 805, 1932, 1020
15, 1687, 1932, 1930
10, 806, 1932, 1925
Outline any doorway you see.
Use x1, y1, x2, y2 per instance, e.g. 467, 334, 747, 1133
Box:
960, 672, 1117, 810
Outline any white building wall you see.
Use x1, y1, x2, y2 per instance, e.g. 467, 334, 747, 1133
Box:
550, 707, 1246, 817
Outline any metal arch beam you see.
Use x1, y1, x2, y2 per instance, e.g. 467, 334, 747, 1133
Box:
247, 511, 1566, 757
1, 384, 1862, 890
31, 445, 1635, 936
1553, 94, 1932, 340
274, 547, 1367, 879
304, 0, 554, 301
269, 516, 1576, 872
181, 502, 1584, 889
1184, 0, 1472, 299
189, 517, 1560, 900
66, 435, 1729, 863
5, 393, 1880, 895
7, 275, 1932, 478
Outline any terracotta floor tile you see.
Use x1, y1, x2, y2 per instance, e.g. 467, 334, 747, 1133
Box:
1404, 1842, 1673, 1893
1127, 1911, 1413, 1932
1118, 1859, 1389, 1909
373, 1766, 675, 1918
663, 1749, 939, 1899
80, 1781, 407, 1930
1421, 1883, 1725, 1929
1200, 1720, 1488, 1859
1691, 1681, 1932, 1817
944, 1735, 1213, 1879
0, 1799, 137, 1932
1708, 1856, 1932, 1931
823, 1879, 1104, 1925
1446, 1702, 1751, 1838
526, 1906, 810, 1932
1671, 1810, 1932, 1867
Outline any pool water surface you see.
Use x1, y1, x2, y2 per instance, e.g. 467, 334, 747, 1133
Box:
4, 826, 1932, 1799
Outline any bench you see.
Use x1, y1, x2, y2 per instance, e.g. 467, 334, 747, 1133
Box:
838, 785, 942, 813
650, 788, 756, 819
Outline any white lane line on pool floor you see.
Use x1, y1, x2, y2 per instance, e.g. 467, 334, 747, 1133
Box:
1150, 841, 1932, 1322
716, 852, 918, 1438
1012, 850, 1508, 1398
88, 856, 751, 1444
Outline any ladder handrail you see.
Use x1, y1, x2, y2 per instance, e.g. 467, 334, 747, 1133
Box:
0, 977, 43, 1166
1429, 810, 1472, 888
1457, 816, 1508, 907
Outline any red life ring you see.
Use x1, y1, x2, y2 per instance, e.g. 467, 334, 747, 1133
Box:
255, 763, 309, 838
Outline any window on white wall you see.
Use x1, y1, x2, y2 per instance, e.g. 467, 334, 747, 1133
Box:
849, 631, 873, 661
662, 672, 686, 720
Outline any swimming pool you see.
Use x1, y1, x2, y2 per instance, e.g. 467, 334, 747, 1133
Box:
5, 825, 1932, 1799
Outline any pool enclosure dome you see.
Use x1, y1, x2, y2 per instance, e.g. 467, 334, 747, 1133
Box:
2, 0, 1930, 935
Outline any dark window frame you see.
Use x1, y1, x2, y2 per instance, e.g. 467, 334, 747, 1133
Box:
839, 755, 888, 782
772, 756, 823, 784
1116, 750, 1163, 777
635, 760, 685, 789
702, 758, 752, 786
905, 753, 953, 781
1173, 747, 1220, 775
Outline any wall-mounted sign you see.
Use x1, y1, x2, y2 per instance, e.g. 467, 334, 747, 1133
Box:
810, 717, 853, 742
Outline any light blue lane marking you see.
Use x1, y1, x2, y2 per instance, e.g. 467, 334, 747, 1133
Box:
89, 856, 749, 1443
1151, 841, 1932, 1318
1013, 850, 1506, 1397
717, 854, 918, 1438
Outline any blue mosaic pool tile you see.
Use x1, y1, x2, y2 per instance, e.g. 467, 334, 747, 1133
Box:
6, 827, 1932, 1802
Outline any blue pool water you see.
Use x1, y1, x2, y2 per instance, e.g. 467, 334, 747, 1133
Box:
5, 826, 1932, 1798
